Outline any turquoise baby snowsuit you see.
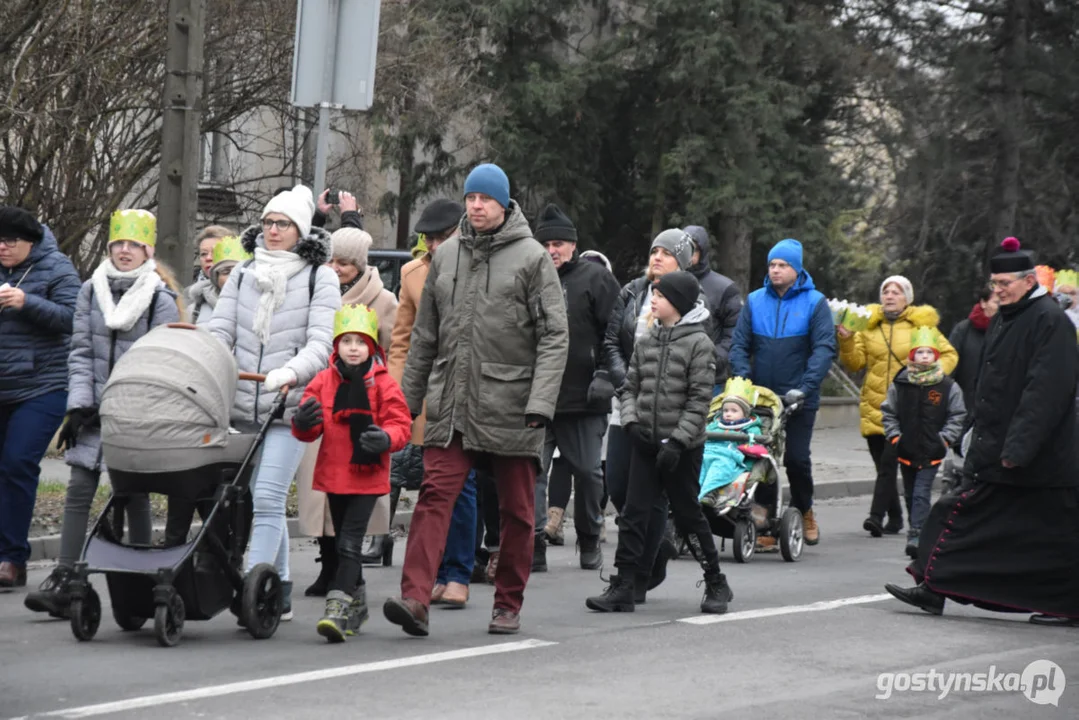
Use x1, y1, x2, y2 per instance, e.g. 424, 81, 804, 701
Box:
698, 416, 762, 500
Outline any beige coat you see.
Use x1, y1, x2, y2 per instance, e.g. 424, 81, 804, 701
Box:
295, 265, 399, 537
388, 254, 430, 444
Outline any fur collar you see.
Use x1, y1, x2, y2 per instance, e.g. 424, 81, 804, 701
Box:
239, 224, 332, 266
866, 303, 941, 331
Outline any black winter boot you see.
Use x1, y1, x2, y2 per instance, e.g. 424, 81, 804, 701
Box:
585, 574, 635, 612
700, 572, 733, 614
532, 535, 548, 573
24, 566, 73, 618
305, 536, 337, 597
579, 534, 603, 571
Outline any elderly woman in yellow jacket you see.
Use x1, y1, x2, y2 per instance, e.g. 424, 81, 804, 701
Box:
837, 276, 958, 536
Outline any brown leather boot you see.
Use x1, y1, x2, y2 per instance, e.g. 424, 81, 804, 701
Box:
442, 582, 469, 608
803, 509, 820, 546
488, 607, 520, 634
0, 561, 27, 592
382, 597, 430, 637
485, 550, 500, 584
431, 583, 447, 604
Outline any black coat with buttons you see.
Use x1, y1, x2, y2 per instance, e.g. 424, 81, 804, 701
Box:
964, 288, 1079, 488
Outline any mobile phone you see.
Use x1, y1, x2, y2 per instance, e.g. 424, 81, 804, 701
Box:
325, 189, 339, 205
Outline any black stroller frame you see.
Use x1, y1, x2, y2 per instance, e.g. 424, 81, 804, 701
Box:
67, 378, 288, 647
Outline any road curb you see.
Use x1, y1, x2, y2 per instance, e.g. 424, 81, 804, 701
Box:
27, 479, 875, 562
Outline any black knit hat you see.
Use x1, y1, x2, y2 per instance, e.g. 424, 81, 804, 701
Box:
0, 206, 43, 243
989, 236, 1035, 274
654, 271, 699, 318
534, 203, 578, 243
415, 199, 464, 234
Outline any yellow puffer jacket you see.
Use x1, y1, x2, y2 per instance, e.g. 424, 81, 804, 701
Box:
838, 304, 958, 437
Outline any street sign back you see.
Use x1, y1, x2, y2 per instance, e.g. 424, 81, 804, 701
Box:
290, 0, 381, 111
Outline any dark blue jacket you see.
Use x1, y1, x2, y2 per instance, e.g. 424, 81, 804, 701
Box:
729, 270, 836, 410
0, 226, 81, 405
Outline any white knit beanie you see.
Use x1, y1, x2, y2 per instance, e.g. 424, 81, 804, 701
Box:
331, 227, 373, 268
880, 275, 914, 305
262, 185, 315, 238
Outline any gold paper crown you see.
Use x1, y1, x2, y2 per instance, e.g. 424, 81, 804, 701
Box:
720, 376, 757, 408
1035, 265, 1056, 290
412, 234, 429, 259
334, 303, 379, 343
910, 326, 940, 351
108, 209, 156, 247
1055, 269, 1079, 291
211, 235, 251, 266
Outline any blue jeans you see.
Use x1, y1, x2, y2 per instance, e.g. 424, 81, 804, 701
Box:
901, 465, 937, 543
248, 425, 305, 581
437, 469, 477, 585
0, 391, 68, 564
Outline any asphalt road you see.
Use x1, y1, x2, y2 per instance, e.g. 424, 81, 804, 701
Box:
2, 497, 1076, 719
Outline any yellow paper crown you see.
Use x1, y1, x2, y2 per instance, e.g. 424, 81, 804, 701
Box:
720, 376, 757, 408
334, 303, 379, 343
211, 235, 251, 266
108, 209, 156, 247
910, 326, 940, 352
1055, 269, 1079, 291
412, 234, 429, 259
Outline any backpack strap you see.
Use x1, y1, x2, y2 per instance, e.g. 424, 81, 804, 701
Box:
147, 287, 162, 328
236, 258, 255, 294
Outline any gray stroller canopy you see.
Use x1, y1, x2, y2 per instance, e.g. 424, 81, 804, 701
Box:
101, 327, 237, 471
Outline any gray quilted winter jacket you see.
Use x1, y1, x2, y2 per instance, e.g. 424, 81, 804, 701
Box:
208, 225, 340, 425
65, 275, 180, 470
619, 301, 716, 449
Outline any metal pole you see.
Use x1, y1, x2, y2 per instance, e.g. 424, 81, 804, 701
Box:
311, 0, 340, 197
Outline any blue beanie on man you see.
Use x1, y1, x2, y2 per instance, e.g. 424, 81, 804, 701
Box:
463, 163, 510, 209
767, 238, 804, 275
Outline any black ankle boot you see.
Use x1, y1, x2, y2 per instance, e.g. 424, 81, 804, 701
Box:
585, 574, 635, 612
863, 516, 884, 538
532, 535, 548, 573
305, 536, 337, 597
701, 572, 733, 614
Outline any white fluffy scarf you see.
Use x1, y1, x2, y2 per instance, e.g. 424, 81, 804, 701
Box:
251, 247, 308, 344
91, 259, 161, 332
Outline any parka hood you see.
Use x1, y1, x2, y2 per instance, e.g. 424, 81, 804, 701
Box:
240, 223, 332, 266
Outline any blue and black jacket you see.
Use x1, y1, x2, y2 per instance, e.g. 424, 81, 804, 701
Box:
729, 270, 836, 410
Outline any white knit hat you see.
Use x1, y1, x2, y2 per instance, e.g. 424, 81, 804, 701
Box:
880, 275, 914, 305
262, 185, 316, 238
331, 227, 373, 268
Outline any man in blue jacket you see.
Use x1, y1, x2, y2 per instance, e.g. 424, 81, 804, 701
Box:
729, 239, 836, 547
0, 207, 81, 590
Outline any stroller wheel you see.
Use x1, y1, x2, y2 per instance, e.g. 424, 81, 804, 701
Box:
154, 593, 185, 647
779, 508, 804, 562
242, 563, 282, 640
732, 521, 756, 564
113, 607, 147, 632
70, 586, 101, 642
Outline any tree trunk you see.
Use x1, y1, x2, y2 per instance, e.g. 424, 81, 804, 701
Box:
991, 0, 1028, 247
395, 133, 414, 250
716, 212, 752, 293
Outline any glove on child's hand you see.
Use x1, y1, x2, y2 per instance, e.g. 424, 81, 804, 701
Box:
656, 439, 683, 473
359, 425, 392, 455
292, 397, 323, 432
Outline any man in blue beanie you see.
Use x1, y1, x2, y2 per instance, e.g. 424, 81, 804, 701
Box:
386, 162, 569, 637
729, 238, 836, 548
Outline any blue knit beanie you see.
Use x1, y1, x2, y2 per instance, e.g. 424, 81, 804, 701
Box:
767, 238, 804, 274
463, 163, 510, 209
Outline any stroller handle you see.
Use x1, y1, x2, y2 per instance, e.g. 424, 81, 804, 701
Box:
166, 322, 199, 330
237, 372, 292, 397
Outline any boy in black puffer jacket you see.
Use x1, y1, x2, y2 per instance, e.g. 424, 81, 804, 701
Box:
880, 327, 965, 560
586, 271, 733, 614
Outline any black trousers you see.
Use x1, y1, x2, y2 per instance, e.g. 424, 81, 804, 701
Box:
866, 435, 903, 522
614, 442, 719, 576
327, 493, 380, 594
606, 425, 668, 573
474, 469, 500, 554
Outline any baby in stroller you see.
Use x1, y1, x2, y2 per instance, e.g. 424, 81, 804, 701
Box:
699, 377, 764, 510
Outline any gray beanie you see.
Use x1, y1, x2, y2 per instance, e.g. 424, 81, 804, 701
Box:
651, 228, 694, 270
331, 227, 373, 268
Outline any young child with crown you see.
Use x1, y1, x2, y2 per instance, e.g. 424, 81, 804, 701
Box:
879, 326, 966, 559
698, 377, 764, 507
292, 303, 412, 642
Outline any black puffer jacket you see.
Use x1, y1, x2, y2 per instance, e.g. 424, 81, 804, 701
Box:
964, 288, 1079, 488
685, 226, 743, 384
619, 301, 716, 449
554, 253, 621, 415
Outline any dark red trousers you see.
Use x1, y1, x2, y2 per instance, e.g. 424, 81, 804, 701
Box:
401, 433, 537, 614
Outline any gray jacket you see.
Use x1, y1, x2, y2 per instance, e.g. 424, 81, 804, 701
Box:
208, 225, 339, 425
65, 276, 180, 470
620, 301, 716, 449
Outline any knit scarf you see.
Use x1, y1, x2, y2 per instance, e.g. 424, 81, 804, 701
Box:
91, 259, 160, 332
907, 361, 944, 386
968, 302, 991, 331
883, 309, 903, 322
333, 356, 379, 466
251, 247, 308, 345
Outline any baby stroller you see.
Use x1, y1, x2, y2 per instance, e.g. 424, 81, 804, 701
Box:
701, 384, 804, 563
66, 324, 284, 647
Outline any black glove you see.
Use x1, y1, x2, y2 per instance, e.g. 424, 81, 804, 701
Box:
292, 398, 323, 432
623, 422, 649, 449
586, 370, 616, 405
525, 414, 547, 429
56, 407, 97, 452
359, 425, 392, 455
656, 439, 684, 473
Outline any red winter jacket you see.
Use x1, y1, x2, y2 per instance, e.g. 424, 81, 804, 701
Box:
292, 354, 412, 495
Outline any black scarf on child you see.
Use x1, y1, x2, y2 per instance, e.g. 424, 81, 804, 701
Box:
333, 356, 379, 466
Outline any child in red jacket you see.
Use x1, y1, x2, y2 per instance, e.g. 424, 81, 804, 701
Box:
292, 303, 411, 642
